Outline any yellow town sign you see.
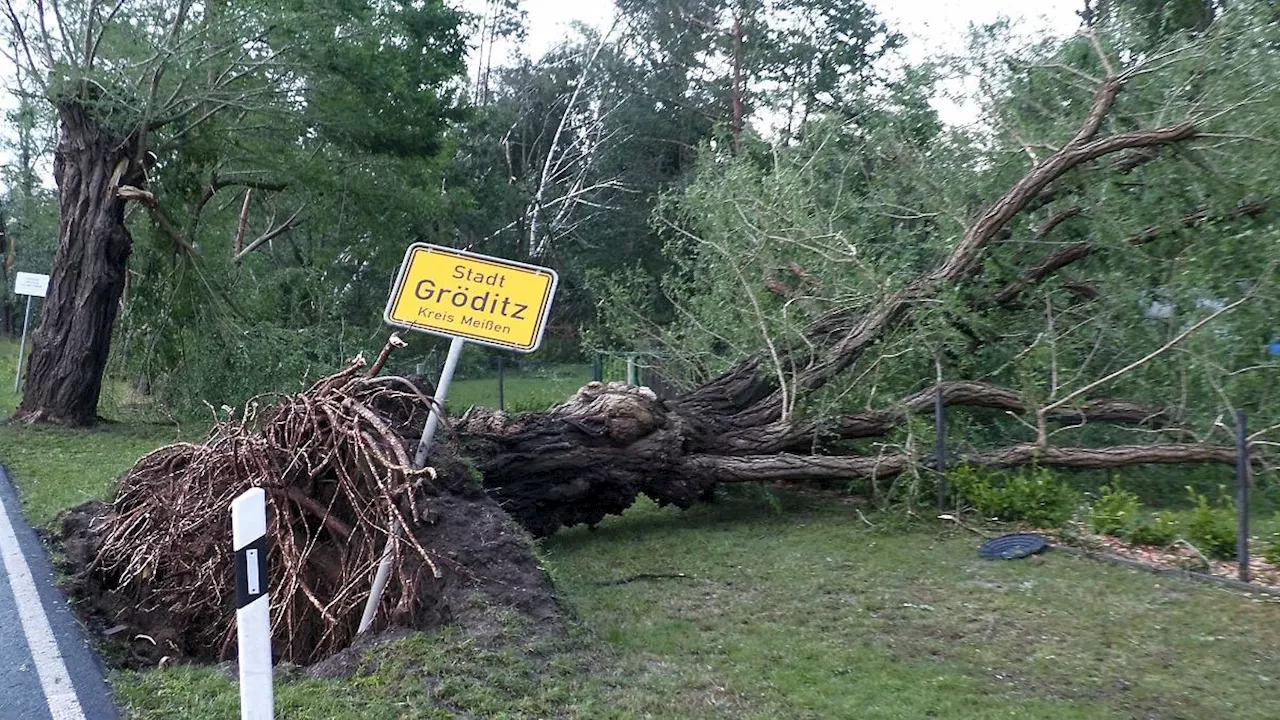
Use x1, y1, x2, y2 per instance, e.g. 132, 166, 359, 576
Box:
384, 244, 558, 352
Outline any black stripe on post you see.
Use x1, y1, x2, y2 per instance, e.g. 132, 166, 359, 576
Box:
235, 535, 269, 609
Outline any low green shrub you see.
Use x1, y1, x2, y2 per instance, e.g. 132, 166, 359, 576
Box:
950, 465, 1079, 528
1126, 511, 1180, 547
1088, 483, 1142, 537
1263, 514, 1280, 566
1086, 483, 1178, 547
1181, 488, 1237, 560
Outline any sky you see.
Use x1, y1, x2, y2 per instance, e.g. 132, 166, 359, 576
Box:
457, 0, 1085, 126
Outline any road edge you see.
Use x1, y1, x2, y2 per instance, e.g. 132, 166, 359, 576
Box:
0, 465, 120, 720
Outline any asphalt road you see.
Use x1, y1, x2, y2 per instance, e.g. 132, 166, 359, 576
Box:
0, 467, 119, 720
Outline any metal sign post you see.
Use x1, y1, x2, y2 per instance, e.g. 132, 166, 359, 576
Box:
14, 295, 33, 394
232, 488, 273, 720
359, 245, 559, 634
12, 272, 49, 393
358, 335, 464, 634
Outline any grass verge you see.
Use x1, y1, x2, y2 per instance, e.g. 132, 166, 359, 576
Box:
447, 363, 592, 413
113, 492, 1280, 719
0, 339, 182, 526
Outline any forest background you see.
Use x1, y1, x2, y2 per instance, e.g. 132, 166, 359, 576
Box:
0, 0, 1275, 469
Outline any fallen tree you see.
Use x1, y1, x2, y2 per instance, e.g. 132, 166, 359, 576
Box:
458, 63, 1273, 537
67, 38, 1278, 666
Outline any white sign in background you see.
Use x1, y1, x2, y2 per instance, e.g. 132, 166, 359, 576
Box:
13, 271, 50, 392
14, 272, 49, 298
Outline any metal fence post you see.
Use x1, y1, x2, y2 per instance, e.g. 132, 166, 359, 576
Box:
935, 384, 947, 510
497, 356, 505, 411
592, 353, 603, 382
1236, 409, 1250, 582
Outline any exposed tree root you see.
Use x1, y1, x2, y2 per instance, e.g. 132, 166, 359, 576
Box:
68, 356, 559, 666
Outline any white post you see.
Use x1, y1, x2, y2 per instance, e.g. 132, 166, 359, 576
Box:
14, 295, 32, 393
232, 488, 273, 720
358, 336, 465, 634
626, 353, 637, 386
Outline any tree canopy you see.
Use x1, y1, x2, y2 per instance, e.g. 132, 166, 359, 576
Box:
0, 0, 1275, 481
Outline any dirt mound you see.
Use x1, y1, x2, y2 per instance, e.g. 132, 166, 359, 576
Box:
56, 358, 562, 667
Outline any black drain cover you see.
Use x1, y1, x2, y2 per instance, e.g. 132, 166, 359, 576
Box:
979, 533, 1049, 560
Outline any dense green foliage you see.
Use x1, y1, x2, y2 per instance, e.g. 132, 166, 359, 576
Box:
596, 2, 1280, 471
2, 0, 1277, 460
950, 465, 1082, 527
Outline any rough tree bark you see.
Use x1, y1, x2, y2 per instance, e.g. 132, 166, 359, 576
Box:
14, 101, 145, 425
454, 73, 1251, 538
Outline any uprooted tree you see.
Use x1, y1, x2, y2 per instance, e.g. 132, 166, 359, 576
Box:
463, 24, 1280, 536
66, 13, 1280, 665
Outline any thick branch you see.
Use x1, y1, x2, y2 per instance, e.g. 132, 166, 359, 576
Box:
992, 199, 1268, 306
682, 443, 1235, 484
796, 122, 1198, 398
967, 443, 1237, 470
712, 380, 1178, 454
1070, 75, 1123, 145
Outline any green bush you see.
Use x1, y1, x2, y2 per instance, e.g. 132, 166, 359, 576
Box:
1088, 483, 1142, 537
1263, 514, 1280, 566
950, 465, 1080, 528
1181, 488, 1237, 560
1126, 511, 1180, 547
1085, 483, 1178, 547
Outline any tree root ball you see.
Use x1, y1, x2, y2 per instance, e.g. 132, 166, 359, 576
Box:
55, 361, 562, 667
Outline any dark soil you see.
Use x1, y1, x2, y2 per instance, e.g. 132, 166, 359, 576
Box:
52, 372, 565, 669
56, 469, 563, 669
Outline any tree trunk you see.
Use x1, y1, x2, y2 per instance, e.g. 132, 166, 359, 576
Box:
457, 381, 1233, 538
0, 206, 11, 336
14, 102, 144, 425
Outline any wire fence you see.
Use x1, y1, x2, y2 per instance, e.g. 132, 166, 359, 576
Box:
417, 350, 682, 413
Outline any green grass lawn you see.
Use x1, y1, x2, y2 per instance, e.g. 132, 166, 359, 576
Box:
447, 363, 592, 413
0, 338, 183, 526
113, 494, 1280, 719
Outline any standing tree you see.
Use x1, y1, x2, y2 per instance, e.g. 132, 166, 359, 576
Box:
2, 0, 466, 424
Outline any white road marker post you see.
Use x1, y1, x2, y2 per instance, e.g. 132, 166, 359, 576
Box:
232, 488, 273, 720
358, 335, 465, 634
